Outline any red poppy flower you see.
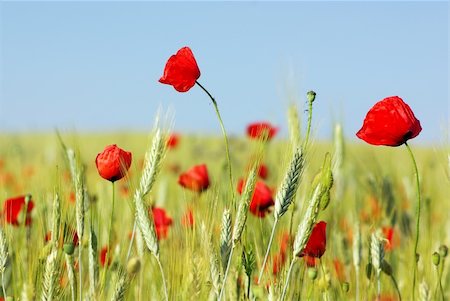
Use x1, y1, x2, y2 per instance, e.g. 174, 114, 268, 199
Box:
297, 221, 327, 260
356, 96, 422, 146
100, 246, 111, 267
151, 207, 173, 240
178, 164, 210, 192
258, 164, 269, 179
95, 144, 132, 182
3, 195, 34, 226
237, 179, 274, 217
246, 122, 278, 140
181, 208, 194, 228
166, 133, 180, 149
159, 47, 201, 92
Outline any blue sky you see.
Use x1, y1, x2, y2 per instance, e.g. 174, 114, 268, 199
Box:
0, 1, 448, 144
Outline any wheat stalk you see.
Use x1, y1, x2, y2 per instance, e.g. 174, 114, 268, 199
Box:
50, 192, 61, 248
258, 148, 305, 283
353, 221, 362, 301
280, 183, 323, 301
218, 164, 258, 301
201, 224, 221, 297
88, 228, 99, 301
0, 228, 9, 299
65, 254, 77, 301
134, 128, 166, 257
67, 148, 85, 301
371, 230, 385, 300
41, 249, 58, 301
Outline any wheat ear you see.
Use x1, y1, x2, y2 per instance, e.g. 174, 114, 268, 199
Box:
201, 224, 221, 297
371, 230, 385, 300
0, 228, 9, 299
110, 270, 128, 301
353, 221, 362, 301
219, 208, 232, 272
88, 228, 99, 301
41, 249, 59, 301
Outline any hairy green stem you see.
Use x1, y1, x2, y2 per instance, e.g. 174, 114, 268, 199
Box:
405, 142, 421, 300
196, 81, 234, 207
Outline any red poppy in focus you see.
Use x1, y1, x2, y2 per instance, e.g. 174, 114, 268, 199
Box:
297, 221, 327, 262
178, 164, 210, 192
3, 195, 34, 226
181, 208, 194, 228
246, 122, 278, 141
151, 207, 173, 240
356, 96, 422, 146
237, 179, 274, 217
258, 164, 269, 179
166, 133, 180, 149
100, 246, 111, 267
95, 144, 132, 182
159, 47, 201, 92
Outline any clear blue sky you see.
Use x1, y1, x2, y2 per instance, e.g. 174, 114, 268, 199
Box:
0, 1, 448, 144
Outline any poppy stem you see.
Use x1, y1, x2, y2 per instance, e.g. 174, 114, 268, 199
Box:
155, 254, 169, 301
390, 274, 402, 301
101, 181, 116, 289
404, 142, 421, 300
257, 218, 279, 284
303, 91, 316, 149
195, 81, 234, 205
280, 258, 296, 301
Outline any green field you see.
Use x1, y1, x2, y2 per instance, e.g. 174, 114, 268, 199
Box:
0, 130, 449, 301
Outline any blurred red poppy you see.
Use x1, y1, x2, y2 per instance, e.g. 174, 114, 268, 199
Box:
271, 232, 291, 275
297, 221, 327, 261
382, 226, 399, 251
333, 258, 345, 281
181, 208, 194, 228
258, 164, 269, 179
3, 195, 34, 226
237, 179, 274, 217
247, 122, 278, 140
151, 207, 173, 240
356, 96, 422, 146
178, 164, 210, 192
95, 144, 132, 182
45, 229, 79, 247
100, 246, 111, 267
159, 47, 201, 92
166, 133, 180, 149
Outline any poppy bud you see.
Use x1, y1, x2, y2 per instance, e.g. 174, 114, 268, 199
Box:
381, 260, 392, 276
439, 245, 448, 258
127, 257, 141, 275
432, 252, 440, 266
366, 263, 373, 279
307, 267, 318, 280
342, 282, 350, 293
307, 91, 316, 103
64, 242, 75, 255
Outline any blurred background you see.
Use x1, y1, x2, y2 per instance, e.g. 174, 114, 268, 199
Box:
1, 1, 448, 144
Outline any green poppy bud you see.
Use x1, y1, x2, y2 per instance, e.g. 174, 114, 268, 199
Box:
432, 252, 440, 266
